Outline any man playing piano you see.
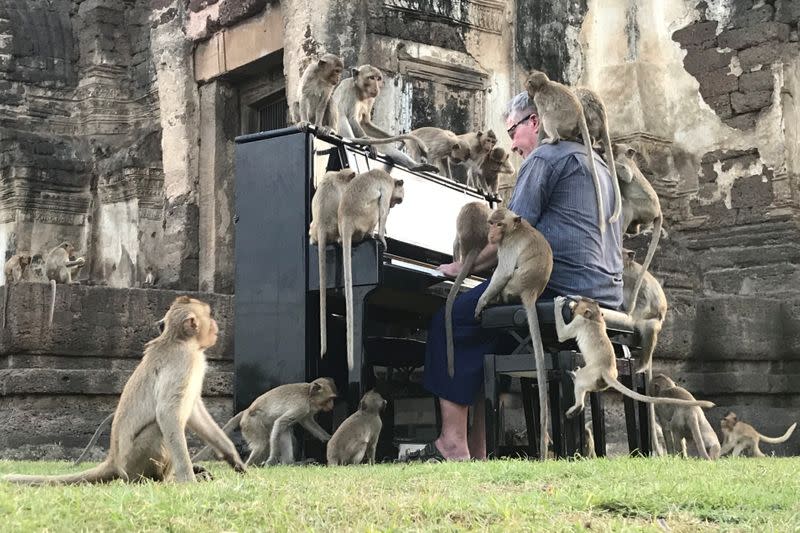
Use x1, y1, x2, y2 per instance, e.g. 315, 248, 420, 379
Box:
410, 91, 624, 462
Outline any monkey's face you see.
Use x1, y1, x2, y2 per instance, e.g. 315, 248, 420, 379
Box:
310, 377, 338, 412
19, 255, 31, 267
358, 67, 383, 98
481, 133, 497, 152
721, 412, 738, 431
650, 374, 674, 395
325, 57, 344, 85
525, 71, 549, 94
390, 179, 404, 207
622, 249, 635, 268
487, 209, 518, 244
573, 298, 603, 323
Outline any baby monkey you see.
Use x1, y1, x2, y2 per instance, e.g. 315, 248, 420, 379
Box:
327, 390, 386, 465
720, 412, 796, 457
554, 296, 715, 417
473, 207, 553, 459
477, 147, 514, 194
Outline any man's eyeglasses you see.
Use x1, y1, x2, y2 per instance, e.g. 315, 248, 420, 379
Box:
507, 113, 535, 139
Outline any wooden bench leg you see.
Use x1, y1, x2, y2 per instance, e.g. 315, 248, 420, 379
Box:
618, 359, 643, 456
636, 370, 652, 456
589, 392, 606, 457
483, 354, 498, 458
520, 377, 539, 458
558, 351, 582, 457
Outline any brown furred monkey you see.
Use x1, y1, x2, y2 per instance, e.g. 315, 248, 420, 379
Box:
554, 296, 715, 418
331, 65, 435, 171
327, 390, 386, 465
446, 202, 490, 377
406, 127, 471, 179
338, 169, 405, 371
295, 53, 344, 135
477, 146, 515, 194
309, 169, 358, 356
573, 87, 622, 223
525, 71, 610, 233
4, 297, 247, 484
458, 130, 498, 188
473, 207, 553, 459
45, 242, 86, 328
614, 143, 664, 315
720, 412, 797, 457
2, 252, 31, 329
651, 374, 720, 460
193, 378, 338, 466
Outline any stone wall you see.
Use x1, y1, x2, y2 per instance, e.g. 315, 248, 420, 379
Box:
0, 284, 234, 459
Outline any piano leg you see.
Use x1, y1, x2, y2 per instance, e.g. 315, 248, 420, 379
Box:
347, 286, 372, 414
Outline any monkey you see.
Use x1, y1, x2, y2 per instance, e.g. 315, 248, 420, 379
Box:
326, 390, 386, 466
650, 374, 720, 460
74, 412, 114, 465
614, 143, 664, 315
445, 202, 490, 378
192, 377, 338, 466
44, 242, 86, 328
309, 169, 358, 357
573, 87, 622, 223
457, 130, 498, 188
719, 411, 797, 457
525, 70, 613, 232
338, 169, 404, 371
143, 265, 157, 288
473, 207, 554, 459
294, 53, 344, 136
2, 252, 32, 329
553, 296, 715, 419
623, 248, 669, 454
331, 65, 436, 172
476, 146, 515, 194
4, 296, 247, 484
406, 127, 471, 179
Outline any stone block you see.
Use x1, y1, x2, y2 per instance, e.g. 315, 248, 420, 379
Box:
725, 111, 758, 129
739, 68, 774, 92
704, 93, 732, 118
683, 48, 734, 75
729, 4, 774, 28
718, 22, 791, 50
738, 43, 783, 69
775, 0, 800, 24
730, 174, 774, 208
672, 20, 718, 47
697, 67, 739, 97
189, 0, 220, 12
218, 0, 267, 27
731, 90, 772, 113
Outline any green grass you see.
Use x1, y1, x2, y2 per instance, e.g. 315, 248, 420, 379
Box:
1, 457, 798, 532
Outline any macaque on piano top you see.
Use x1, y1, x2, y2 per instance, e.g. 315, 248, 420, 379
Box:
456, 129, 497, 187
294, 52, 344, 136
338, 169, 404, 371
406, 126, 471, 180
476, 146, 514, 194
331, 64, 436, 172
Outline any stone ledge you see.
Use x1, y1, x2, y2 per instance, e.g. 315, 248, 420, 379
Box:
0, 284, 234, 360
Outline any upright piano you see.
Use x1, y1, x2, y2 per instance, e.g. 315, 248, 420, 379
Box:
233, 126, 491, 419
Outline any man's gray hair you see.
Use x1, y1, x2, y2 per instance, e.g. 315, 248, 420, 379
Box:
504, 91, 537, 121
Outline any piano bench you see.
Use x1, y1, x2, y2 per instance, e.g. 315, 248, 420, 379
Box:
480, 300, 650, 459
484, 352, 651, 459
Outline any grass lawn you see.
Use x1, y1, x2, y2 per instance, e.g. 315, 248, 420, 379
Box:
1, 457, 798, 532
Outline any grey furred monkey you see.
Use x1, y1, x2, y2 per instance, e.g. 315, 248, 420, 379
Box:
4, 297, 246, 484
193, 377, 337, 466
651, 374, 720, 460
327, 390, 386, 465
338, 169, 404, 372
555, 296, 715, 417
525, 70, 611, 233
473, 207, 553, 460
309, 169, 358, 356
295, 52, 344, 135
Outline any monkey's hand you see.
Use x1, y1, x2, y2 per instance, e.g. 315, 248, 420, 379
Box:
232, 460, 247, 474
297, 121, 311, 133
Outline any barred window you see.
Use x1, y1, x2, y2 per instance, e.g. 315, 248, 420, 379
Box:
247, 89, 288, 134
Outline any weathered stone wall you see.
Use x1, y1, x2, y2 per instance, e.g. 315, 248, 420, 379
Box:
0, 284, 234, 459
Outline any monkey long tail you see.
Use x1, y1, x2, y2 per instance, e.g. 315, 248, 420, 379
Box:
74, 412, 114, 465
578, 114, 606, 234
48, 279, 56, 328
3, 461, 118, 486
349, 134, 429, 154
445, 249, 478, 378
192, 412, 244, 462
602, 120, 622, 224
523, 297, 550, 460
2, 283, 9, 330
602, 371, 715, 408
635, 318, 662, 374
628, 215, 662, 315
318, 232, 328, 358
342, 226, 355, 372
689, 414, 712, 460
758, 422, 797, 444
